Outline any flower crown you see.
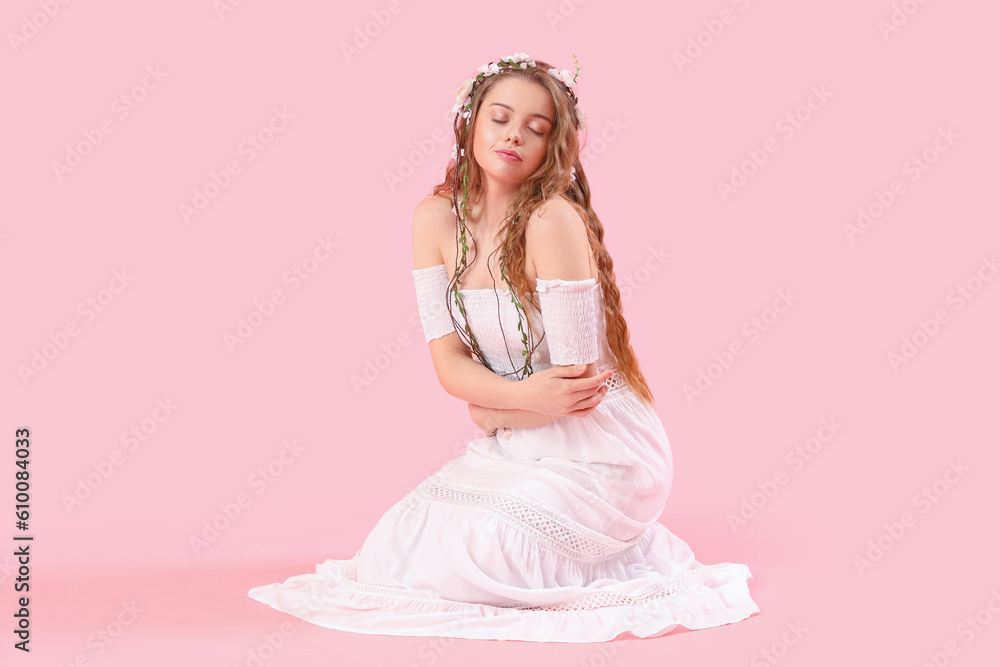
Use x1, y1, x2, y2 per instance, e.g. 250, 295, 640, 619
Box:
449, 52, 587, 132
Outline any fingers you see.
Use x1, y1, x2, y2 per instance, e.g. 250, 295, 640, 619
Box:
571, 370, 613, 396
547, 363, 588, 378
585, 369, 613, 385
569, 384, 608, 415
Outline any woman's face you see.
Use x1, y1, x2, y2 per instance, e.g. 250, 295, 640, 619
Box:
472, 76, 555, 188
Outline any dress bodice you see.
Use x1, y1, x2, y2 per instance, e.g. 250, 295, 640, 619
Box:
412, 264, 629, 399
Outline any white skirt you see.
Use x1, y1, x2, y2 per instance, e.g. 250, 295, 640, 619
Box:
247, 388, 759, 642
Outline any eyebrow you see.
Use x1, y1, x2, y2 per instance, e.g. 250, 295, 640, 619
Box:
489, 102, 552, 124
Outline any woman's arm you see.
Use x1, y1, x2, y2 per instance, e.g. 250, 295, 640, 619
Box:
469, 362, 610, 432
470, 397, 607, 432
428, 333, 530, 410
469, 403, 561, 433
412, 195, 609, 413
432, 337, 612, 413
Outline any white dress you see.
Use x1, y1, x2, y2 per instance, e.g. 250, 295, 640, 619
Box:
246, 264, 759, 642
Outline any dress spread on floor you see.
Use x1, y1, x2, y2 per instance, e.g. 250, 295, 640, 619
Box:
247, 264, 759, 642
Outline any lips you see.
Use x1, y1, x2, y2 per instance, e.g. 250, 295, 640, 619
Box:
496, 149, 521, 161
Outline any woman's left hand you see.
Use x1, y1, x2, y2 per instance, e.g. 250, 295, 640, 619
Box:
468, 403, 498, 436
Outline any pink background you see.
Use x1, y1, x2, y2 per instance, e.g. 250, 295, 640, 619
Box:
3, 0, 999, 664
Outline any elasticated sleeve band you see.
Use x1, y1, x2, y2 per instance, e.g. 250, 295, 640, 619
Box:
412, 264, 457, 343
535, 277, 601, 365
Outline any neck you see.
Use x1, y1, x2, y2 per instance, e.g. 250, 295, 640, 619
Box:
471, 176, 519, 236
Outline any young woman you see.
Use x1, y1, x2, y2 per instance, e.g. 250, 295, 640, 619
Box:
248, 52, 759, 643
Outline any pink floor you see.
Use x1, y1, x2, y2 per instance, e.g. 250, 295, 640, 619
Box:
26, 504, 999, 667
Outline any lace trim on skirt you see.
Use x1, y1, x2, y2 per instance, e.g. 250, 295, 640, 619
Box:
333, 552, 712, 613
415, 478, 641, 562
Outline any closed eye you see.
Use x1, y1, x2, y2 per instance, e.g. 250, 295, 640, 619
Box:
492, 119, 543, 136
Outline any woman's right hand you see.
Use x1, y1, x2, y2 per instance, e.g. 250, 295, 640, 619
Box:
517, 364, 614, 417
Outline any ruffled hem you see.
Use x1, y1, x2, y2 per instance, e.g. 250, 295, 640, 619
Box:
247, 524, 759, 643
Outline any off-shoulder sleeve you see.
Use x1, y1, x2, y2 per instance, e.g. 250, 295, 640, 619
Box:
535, 277, 600, 365
412, 264, 457, 343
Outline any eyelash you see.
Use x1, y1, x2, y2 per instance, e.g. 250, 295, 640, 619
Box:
492, 119, 544, 136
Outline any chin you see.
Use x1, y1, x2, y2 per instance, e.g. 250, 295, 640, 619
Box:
483, 168, 528, 186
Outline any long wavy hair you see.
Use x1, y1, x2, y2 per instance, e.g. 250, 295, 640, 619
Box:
430, 59, 654, 406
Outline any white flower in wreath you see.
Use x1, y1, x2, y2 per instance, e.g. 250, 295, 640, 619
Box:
453, 78, 474, 107
451, 94, 471, 114
576, 104, 588, 131
506, 52, 535, 67
477, 61, 501, 77
548, 67, 575, 88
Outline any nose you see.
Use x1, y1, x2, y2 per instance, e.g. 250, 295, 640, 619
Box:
504, 122, 522, 144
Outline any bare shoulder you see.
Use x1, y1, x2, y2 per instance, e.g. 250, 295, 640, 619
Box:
413, 193, 454, 229
414, 191, 453, 216
525, 195, 587, 242
412, 193, 454, 269
525, 196, 595, 280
